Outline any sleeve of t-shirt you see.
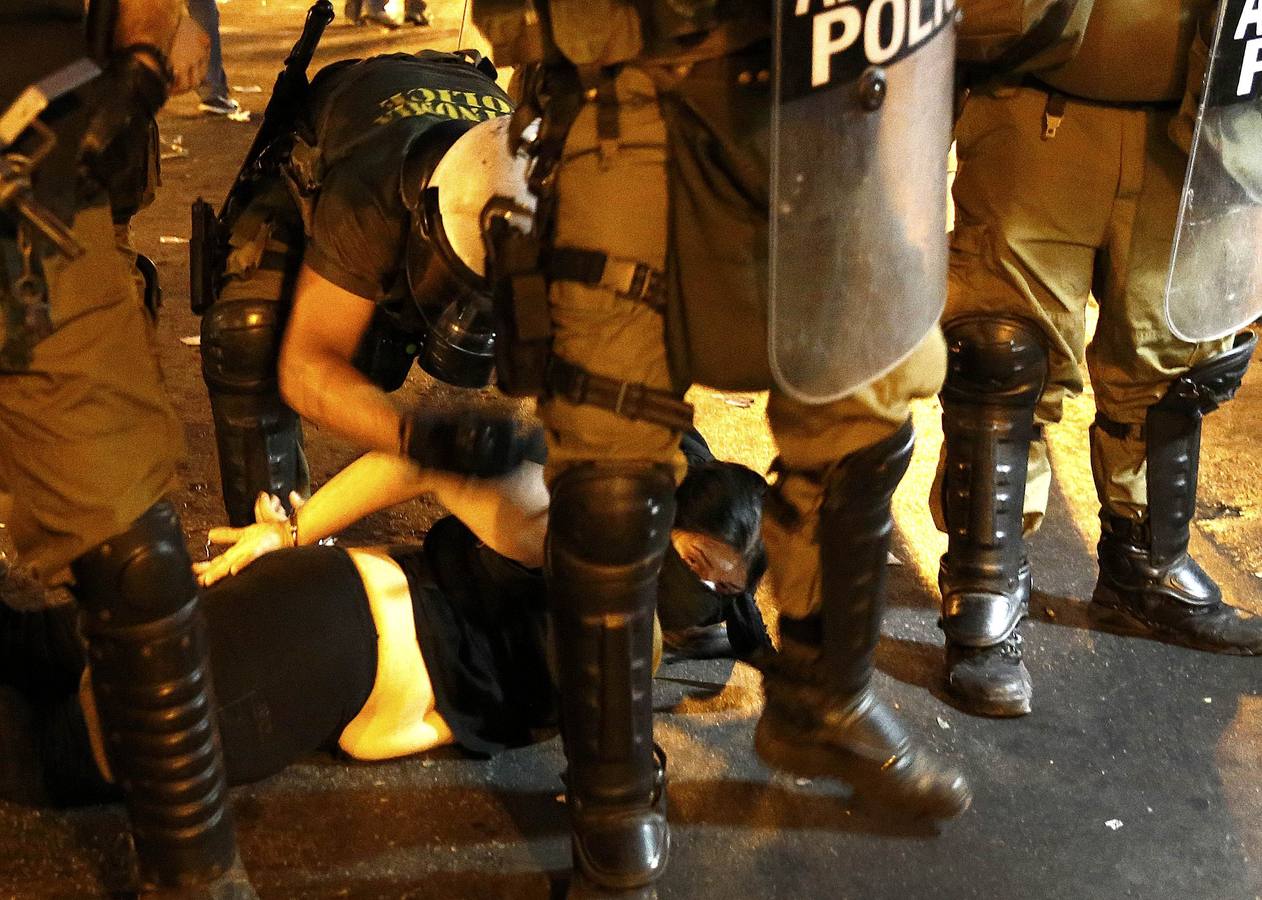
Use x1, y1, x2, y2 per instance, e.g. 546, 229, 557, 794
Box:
305, 155, 409, 301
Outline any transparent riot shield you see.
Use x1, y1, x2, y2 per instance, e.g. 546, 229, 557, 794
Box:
769, 1, 956, 404
1165, 0, 1262, 342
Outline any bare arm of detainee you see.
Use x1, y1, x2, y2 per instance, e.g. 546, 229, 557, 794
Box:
195, 455, 549, 585
278, 264, 403, 454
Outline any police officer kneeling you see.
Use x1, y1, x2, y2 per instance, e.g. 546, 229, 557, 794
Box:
199, 48, 534, 525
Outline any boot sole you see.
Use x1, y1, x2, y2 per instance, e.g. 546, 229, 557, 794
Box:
139, 859, 258, 899
754, 717, 972, 821
946, 685, 1031, 719
1091, 585, 1262, 657
568, 871, 658, 899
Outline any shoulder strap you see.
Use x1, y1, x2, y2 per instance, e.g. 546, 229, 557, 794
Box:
971, 0, 1083, 76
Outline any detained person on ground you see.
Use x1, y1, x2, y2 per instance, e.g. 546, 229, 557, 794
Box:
0, 433, 771, 805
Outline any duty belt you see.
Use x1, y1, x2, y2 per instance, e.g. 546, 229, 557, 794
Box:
546, 355, 693, 431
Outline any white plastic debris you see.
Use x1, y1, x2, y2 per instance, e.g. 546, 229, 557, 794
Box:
794, 777, 811, 787
231, 84, 263, 94
159, 235, 189, 245
226, 108, 251, 123
160, 135, 187, 160
886, 551, 903, 566
1203, 697, 1213, 704
179, 335, 201, 347
1105, 819, 1123, 831
936, 717, 951, 730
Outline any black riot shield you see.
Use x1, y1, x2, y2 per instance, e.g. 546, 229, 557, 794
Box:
769, 0, 956, 404
1165, 0, 1262, 342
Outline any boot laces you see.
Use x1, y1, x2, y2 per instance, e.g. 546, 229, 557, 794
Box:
996, 631, 1024, 660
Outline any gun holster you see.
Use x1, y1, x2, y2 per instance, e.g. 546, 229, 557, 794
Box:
135, 251, 160, 319
483, 200, 552, 398
189, 197, 222, 316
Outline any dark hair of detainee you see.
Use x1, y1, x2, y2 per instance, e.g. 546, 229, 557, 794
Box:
674, 460, 769, 593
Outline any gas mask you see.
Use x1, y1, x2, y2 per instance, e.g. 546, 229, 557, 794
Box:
404, 115, 537, 390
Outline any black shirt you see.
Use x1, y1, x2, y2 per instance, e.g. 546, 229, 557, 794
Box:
390, 516, 556, 757
301, 51, 513, 302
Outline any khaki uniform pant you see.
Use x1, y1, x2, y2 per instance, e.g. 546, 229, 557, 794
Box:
941, 84, 1230, 532
540, 67, 946, 620
0, 205, 184, 583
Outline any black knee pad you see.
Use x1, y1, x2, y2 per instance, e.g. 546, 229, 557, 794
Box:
70, 500, 198, 629
1151, 330, 1256, 421
200, 298, 286, 396
942, 315, 1048, 408
548, 463, 676, 590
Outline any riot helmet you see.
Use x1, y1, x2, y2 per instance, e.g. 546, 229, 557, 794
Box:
405, 114, 536, 388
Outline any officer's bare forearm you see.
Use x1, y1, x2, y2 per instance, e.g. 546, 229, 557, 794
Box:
278, 353, 402, 454
281, 264, 401, 452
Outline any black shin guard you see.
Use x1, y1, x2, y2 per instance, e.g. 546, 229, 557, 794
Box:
71, 502, 244, 891
938, 315, 1046, 646
547, 464, 674, 893
757, 423, 971, 819
1145, 331, 1255, 565
817, 421, 917, 694
1094, 332, 1262, 654
202, 298, 309, 526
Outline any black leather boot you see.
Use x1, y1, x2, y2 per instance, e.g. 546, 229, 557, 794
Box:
937, 316, 1046, 717
548, 464, 674, 898
1092, 332, 1262, 655
71, 502, 256, 899
755, 423, 972, 820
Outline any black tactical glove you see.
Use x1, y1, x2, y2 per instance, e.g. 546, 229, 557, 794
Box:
398, 409, 538, 477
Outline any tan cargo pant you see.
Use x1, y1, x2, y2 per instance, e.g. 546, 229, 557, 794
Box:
540, 67, 946, 620
0, 205, 184, 583
939, 84, 1230, 532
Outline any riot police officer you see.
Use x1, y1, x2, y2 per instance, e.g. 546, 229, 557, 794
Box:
937, 0, 1262, 719
472, 1, 972, 895
199, 48, 534, 525
0, 1, 253, 895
